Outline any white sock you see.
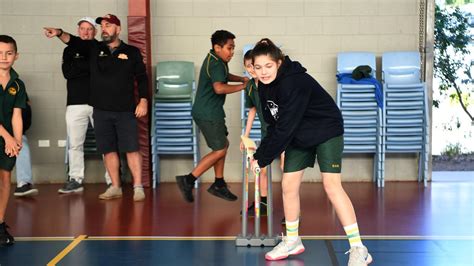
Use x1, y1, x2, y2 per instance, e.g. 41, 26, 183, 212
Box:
285, 219, 299, 243
344, 223, 363, 247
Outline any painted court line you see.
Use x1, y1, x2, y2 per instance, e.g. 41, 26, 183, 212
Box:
14, 235, 474, 242
86, 236, 236, 241
15, 237, 75, 241
85, 235, 474, 240
324, 239, 339, 266
47, 235, 87, 266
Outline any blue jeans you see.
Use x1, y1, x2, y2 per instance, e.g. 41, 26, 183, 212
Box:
16, 135, 33, 187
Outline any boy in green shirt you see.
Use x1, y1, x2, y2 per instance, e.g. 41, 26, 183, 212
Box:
0, 35, 27, 246
176, 30, 249, 202
240, 49, 269, 215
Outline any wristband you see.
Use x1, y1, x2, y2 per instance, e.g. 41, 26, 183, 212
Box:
57, 29, 63, 38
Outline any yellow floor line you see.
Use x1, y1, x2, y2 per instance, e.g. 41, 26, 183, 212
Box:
15, 237, 75, 241
47, 235, 87, 266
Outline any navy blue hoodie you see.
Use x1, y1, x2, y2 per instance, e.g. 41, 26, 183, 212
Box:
253, 56, 344, 168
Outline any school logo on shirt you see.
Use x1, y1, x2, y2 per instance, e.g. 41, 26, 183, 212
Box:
8, 87, 17, 96
99, 51, 108, 57
117, 53, 128, 60
267, 100, 279, 120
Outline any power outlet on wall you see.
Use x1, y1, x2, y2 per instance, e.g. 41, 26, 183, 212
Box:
38, 140, 50, 147
57, 140, 67, 147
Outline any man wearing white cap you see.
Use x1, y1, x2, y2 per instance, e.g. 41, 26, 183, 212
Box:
58, 17, 111, 193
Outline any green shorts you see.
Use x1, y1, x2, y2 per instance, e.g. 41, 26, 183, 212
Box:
283, 135, 343, 173
194, 118, 228, 151
0, 145, 16, 171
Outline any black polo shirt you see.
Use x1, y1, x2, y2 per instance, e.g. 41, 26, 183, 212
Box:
67, 36, 149, 112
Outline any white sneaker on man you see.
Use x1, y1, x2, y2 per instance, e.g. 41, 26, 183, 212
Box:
98, 186, 122, 200
133, 187, 145, 201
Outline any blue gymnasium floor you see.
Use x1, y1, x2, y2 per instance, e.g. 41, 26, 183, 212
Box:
1, 237, 473, 265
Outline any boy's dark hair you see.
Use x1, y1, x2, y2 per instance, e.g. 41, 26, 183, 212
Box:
0, 35, 17, 52
252, 38, 284, 63
211, 30, 235, 47
243, 49, 253, 62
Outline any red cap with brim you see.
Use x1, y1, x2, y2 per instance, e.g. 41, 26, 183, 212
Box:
95, 14, 121, 26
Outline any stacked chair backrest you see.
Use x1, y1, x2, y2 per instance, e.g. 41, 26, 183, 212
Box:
337, 52, 376, 75
155, 61, 194, 101
382, 51, 421, 84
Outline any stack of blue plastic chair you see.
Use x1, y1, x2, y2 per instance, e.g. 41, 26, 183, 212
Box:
381, 51, 429, 187
152, 61, 200, 188
336, 52, 383, 186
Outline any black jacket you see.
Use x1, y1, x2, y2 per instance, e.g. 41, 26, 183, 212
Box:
254, 56, 344, 168
62, 45, 91, 105
67, 36, 148, 112
22, 94, 31, 134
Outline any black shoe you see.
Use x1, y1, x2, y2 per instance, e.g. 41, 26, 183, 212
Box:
240, 201, 268, 217
0, 222, 15, 246
176, 175, 195, 202
58, 180, 84, 194
207, 182, 238, 201
14, 183, 39, 197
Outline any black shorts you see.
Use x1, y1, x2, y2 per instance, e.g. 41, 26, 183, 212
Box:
92, 109, 139, 154
0, 145, 16, 171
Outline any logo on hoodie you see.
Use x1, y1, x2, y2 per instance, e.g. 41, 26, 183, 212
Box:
267, 100, 279, 120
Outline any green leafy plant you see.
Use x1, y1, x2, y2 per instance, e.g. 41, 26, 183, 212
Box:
441, 143, 463, 157
434, 5, 474, 124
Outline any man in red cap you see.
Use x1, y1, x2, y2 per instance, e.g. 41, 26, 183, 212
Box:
44, 14, 148, 202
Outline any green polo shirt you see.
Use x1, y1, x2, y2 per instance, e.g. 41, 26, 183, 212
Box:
192, 50, 228, 121
0, 68, 27, 139
244, 79, 268, 137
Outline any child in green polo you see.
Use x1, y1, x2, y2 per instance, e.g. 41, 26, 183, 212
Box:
0, 35, 27, 247
241, 49, 287, 217
240, 49, 269, 215
176, 30, 249, 203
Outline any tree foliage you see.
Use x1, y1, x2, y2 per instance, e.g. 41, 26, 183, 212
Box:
444, 0, 473, 6
434, 5, 474, 123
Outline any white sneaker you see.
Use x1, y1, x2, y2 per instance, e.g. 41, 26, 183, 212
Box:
265, 236, 305, 261
133, 187, 145, 201
98, 186, 122, 200
346, 246, 373, 266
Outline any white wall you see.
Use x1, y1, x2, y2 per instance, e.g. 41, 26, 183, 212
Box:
0, 0, 424, 183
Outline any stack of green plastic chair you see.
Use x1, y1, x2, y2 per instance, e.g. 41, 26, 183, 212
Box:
152, 61, 200, 187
